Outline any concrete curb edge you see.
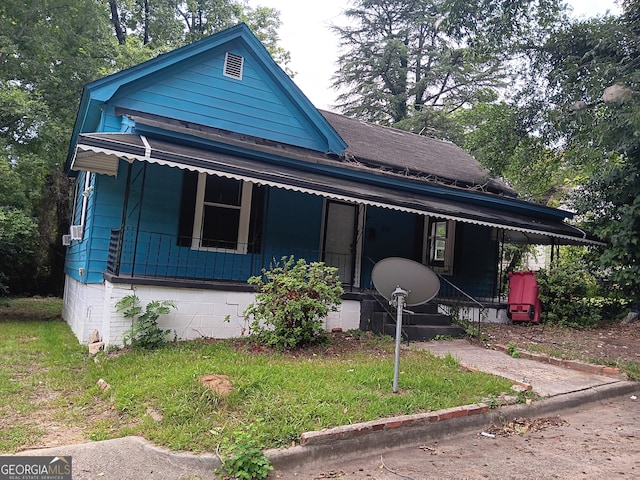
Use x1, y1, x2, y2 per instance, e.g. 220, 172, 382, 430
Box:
266, 380, 638, 471
493, 344, 625, 377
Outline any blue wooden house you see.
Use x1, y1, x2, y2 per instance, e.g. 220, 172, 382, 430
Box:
62, 24, 598, 345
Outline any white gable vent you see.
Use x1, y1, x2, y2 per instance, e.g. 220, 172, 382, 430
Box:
224, 52, 244, 80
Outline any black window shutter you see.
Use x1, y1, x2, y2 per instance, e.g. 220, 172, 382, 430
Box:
247, 185, 266, 253
177, 170, 198, 246
413, 214, 425, 262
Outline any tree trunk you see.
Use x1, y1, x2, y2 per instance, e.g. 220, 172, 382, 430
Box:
108, 0, 126, 45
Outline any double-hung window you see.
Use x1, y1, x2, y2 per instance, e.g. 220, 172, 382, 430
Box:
191, 173, 253, 253
423, 217, 455, 274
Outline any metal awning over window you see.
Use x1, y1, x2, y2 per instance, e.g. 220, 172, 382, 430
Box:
72, 132, 602, 246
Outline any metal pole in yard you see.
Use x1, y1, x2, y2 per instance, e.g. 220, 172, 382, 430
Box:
392, 286, 407, 394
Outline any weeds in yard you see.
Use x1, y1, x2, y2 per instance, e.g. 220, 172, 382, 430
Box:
507, 342, 521, 358
116, 295, 176, 349
216, 421, 273, 480
1, 298, 514, 454
623, 362, 640, 381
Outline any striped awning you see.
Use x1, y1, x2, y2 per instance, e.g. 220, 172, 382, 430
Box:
72, 132, 602, 246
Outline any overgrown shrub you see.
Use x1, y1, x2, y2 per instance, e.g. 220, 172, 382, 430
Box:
243, 256, 344, 350
115, 294, 176, 349
536, 267, 600, 328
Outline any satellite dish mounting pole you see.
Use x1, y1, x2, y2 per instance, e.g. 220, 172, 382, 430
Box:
391, 286, 408, 393
372, 257, 440, 394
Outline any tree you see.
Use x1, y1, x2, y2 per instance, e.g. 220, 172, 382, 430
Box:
105, 0, 291, 70
0, 208, 39, 294
0, 0, 117, 294
331, 0, 566, 125
527, 2, 640, 300
0, 0, 289, 295
456, 102, 573, 205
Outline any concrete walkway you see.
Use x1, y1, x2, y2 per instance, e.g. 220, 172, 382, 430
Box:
12, 340, 637, 480
414, 339, 624, 397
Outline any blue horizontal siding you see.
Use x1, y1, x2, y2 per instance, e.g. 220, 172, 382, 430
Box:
263, 189, 323, 253
84, 165, 127, 282
111, 45, 328, 151
360, 207, 419, 288
64, 172, 90, 282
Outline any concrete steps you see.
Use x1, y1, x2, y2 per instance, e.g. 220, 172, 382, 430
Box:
365, 292, 466, 341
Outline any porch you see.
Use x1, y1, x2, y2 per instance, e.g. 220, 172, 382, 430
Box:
102, 226, 511, 342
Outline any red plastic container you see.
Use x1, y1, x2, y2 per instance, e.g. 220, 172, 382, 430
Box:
507, 271, 541, 323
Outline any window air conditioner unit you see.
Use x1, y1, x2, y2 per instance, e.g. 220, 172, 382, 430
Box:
62, 234, 71, 246
70, 225, 84, 241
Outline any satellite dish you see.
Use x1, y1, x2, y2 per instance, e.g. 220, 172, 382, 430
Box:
371, 257, 440, 393
372, 257, 440, 306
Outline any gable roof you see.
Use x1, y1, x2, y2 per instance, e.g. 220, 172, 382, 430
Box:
66, 23, 346, 172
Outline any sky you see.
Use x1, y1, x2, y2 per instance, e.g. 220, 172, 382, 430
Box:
248, 0, 622, 112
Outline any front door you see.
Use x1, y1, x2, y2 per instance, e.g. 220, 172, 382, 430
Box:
322, 201, 358, 285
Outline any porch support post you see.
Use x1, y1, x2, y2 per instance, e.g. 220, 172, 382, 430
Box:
115, 161, 134, 275
130, 161, 148, 276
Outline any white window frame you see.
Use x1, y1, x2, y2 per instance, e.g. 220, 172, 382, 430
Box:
191, 173, 253, 254
422, 217, 456, 274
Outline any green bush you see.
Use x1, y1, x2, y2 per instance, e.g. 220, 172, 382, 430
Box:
243, 256, 344, 350
115, 294, 176, 349
536, 267, 600, 328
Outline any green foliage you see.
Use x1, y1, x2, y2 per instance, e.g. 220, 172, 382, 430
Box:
332, 0, 567, 124
0, 0, 290, 297
536, 267, 600, 328
507, 342, 520, 358
572, 158, 640, 302
105, 0, 291, 71
217, 421, 273, 480
0, 207, 40, 295
458, 102, 573, 204
244, 257, 344, 350
525, 5, 640, 300
116, 295, 176, 349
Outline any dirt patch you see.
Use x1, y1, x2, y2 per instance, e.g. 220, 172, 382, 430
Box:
480, 321, 640, 366
199, 374, 234, 397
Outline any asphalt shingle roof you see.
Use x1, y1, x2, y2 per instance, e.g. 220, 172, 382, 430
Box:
321, 110, 513, 195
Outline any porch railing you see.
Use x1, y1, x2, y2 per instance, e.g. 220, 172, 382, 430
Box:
436, 274, 488, 341
106, 229, 507, 321
106, 228, 357, 286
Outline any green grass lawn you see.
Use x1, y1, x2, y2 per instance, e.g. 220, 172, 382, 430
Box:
0, 297, 515, 454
